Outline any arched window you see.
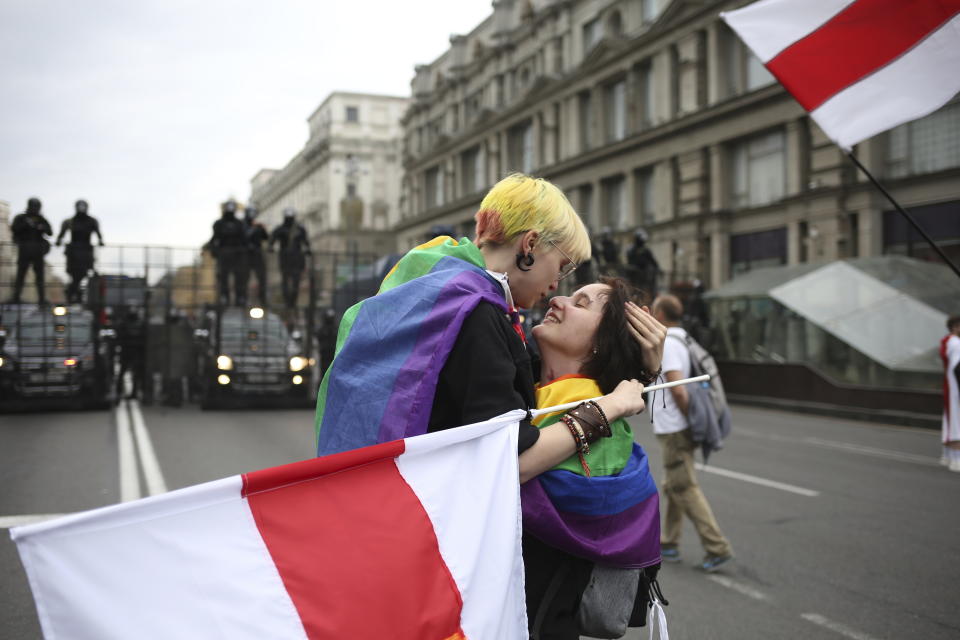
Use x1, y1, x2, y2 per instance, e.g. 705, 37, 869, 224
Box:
606, 10, 623, 37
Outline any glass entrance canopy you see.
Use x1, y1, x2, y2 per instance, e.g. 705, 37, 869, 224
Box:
704, 256, 960, 391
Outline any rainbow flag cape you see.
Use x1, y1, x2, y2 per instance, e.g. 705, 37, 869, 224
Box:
316, 237, 508, 455
521, 375, 661, 568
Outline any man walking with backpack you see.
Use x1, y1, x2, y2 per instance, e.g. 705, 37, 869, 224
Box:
651, 294, 733, 572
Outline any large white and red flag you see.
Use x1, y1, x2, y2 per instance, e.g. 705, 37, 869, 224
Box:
10, 412, 528, 640
721, 0, 960, 149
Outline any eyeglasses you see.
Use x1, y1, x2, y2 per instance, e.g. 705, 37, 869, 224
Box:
548, 240, 579, 282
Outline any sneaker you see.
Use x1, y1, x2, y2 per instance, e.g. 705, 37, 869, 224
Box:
701, 554, 733, 572
661, 547, 680, 563
949, 458, 960, 473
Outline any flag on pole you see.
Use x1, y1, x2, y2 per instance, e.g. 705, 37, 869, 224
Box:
10, 413, 528, 640
721, 0, 960, 150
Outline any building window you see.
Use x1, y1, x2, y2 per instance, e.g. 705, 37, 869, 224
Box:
641, 0, 660, 24
634, 167, 655, 226
887, 101, 960, 178
722, 27, 775, 97
606, 10, 623, 37
606, 80, 626, 142
730, 227, 787, 277
578, 91, 593, 151
507, 121, 534, 173
602, 176, 627, 231
460, 146, 484, 195
579, 184, 594, 231
636, 61, 654, 129
346, 106, 359, 122
425, 166, 443, 209
583, 17, 601, 53
730, 130, 786, 208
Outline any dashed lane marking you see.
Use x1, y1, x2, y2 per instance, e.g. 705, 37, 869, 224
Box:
801, 613, 882, 640
695, 463, 820, 497
803, 438, 939, 466
706, 574, 770, 601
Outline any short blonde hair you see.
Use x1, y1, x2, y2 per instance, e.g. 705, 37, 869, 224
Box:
474, 173, 591, 263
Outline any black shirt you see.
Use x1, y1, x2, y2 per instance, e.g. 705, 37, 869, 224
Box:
427, 300, 540, 453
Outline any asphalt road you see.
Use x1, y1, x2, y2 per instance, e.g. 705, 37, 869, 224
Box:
1, 402, 957, 639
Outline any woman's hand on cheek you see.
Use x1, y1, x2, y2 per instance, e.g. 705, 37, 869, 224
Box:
626, 301, 666, 373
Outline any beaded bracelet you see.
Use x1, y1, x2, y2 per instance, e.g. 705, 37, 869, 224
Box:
560, 414, 589, 455
560, 414, 592, 477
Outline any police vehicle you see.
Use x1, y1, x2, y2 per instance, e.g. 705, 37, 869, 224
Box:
195, 307, 313, 409
0, 304, 113, 409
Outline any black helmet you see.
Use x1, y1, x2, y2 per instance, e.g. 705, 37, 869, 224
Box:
282, 207, 296, 220
634, 228, 648, 243
75, 199, 89, 215
221, 199, 238, 215
26, 197, 41, 214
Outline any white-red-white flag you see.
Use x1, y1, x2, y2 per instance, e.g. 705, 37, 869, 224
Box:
10, 413, 528, 640
721, 0, 960, 150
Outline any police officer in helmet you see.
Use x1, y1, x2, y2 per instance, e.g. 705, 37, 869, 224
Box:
208, 199, 249, 307
9, 197, 53, 305
269, 207, 311, 309
243, 203, 269, 307
56, 199, 104, 304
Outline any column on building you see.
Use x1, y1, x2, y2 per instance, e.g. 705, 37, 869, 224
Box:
541, 103, 559, 167
705, 22, 724, 107
785, 118, 807, 198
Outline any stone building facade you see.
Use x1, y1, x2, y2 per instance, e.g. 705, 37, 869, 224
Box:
397, 0, 960, 290
250, 92, 410, 257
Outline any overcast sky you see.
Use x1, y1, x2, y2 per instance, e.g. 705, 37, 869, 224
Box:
0, 0, 491, 249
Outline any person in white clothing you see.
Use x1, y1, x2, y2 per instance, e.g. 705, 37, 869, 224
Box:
651, 294, 733, 571
941, 315, 960, 472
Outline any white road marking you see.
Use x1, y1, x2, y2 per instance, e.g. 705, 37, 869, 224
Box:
801, 613, 882, 640
803, 437, 939, 466
706, 574, 769, 601
695, 463, 820, 497
116, 399, 141, 502
129, 399, 168, 496
735, 427, 938, 467
0, 514, 67, 529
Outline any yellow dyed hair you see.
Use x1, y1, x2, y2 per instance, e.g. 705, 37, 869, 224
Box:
474, 173, 591, 263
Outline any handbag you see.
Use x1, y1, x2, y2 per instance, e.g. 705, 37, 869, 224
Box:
576, 565, 640, 638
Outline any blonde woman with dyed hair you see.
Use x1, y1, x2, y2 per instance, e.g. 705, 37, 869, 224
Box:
316, 173, 666, 637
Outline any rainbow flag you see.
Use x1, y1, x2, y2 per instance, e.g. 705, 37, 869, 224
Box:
316, 237, 508, 456
522, 375, 661, 569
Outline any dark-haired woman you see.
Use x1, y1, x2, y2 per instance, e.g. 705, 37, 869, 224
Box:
520, 276, 663, 639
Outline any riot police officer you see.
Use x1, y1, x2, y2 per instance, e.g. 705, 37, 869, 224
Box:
56, 199, 104, 304
600, 227, 621, 275
243, 203, 269, 307
9, 197, 53, 305
208, 199, 248, 307
625, 229, 661, 299
269, 208, 311, 309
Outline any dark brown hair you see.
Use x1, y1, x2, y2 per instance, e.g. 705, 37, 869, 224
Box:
949, 315, 960, 331
580, 276, 648, 394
